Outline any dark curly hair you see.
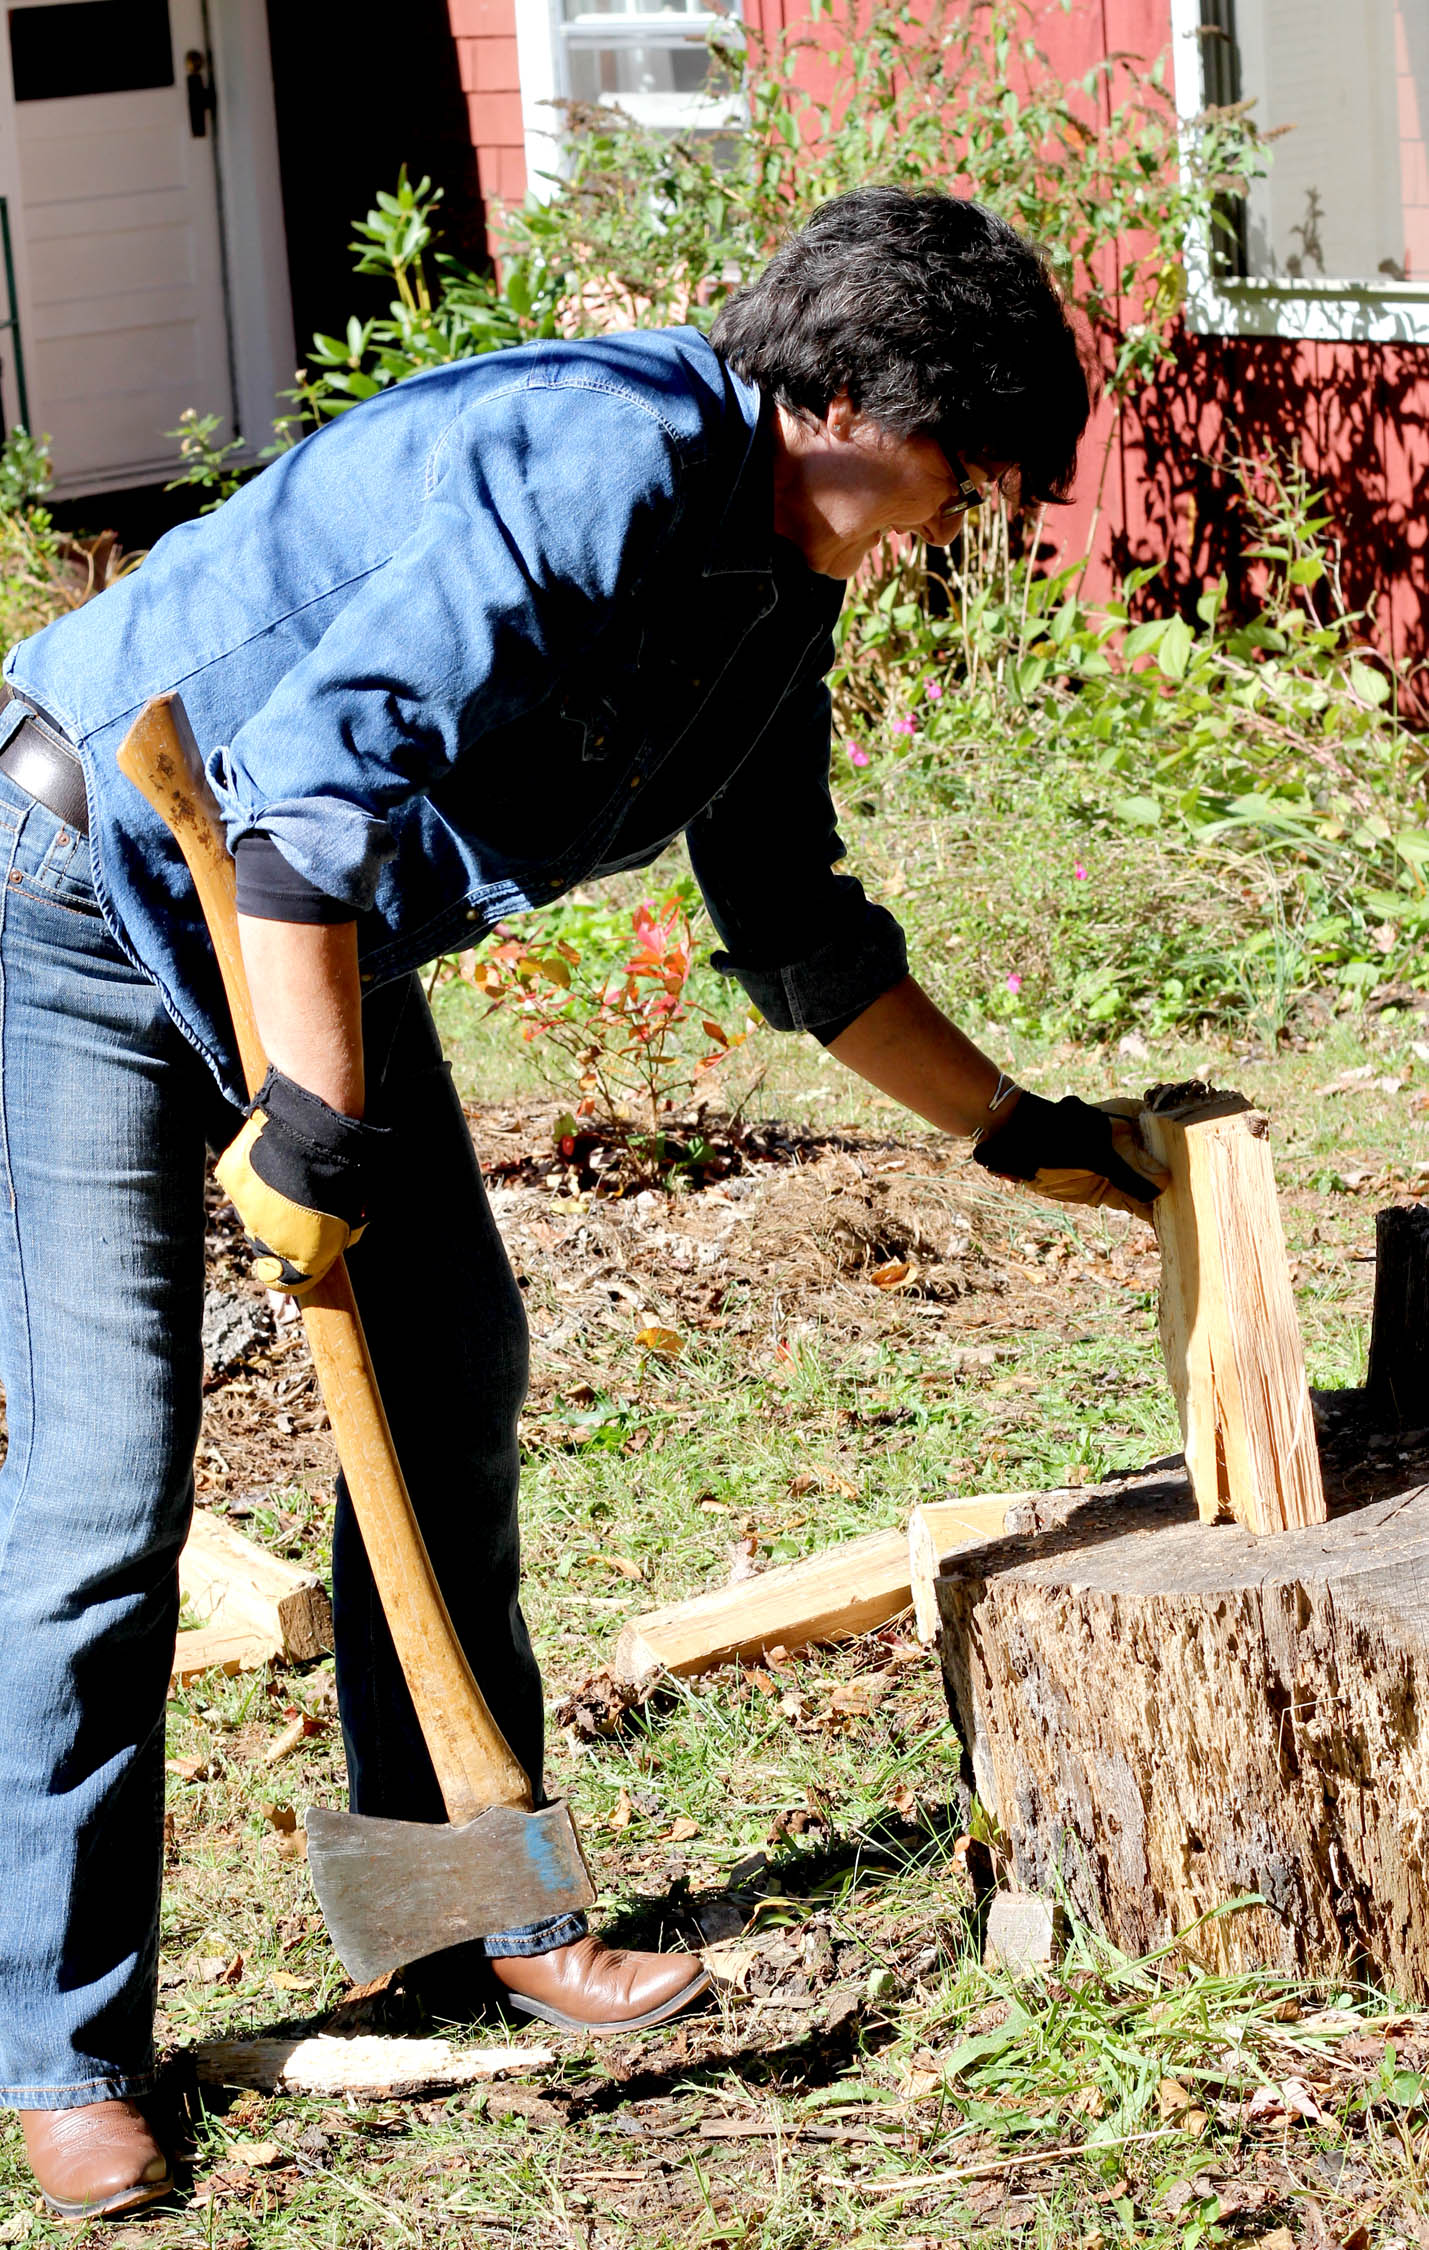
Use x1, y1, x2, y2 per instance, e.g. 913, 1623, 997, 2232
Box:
711, 187, 1092, 506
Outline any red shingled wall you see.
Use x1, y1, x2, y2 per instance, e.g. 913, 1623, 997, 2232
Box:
448, 0, 528, 212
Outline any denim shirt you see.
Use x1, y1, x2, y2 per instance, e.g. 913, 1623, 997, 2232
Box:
4, 327, 906, 1104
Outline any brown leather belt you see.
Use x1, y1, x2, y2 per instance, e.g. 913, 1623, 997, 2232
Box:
0, 689, 89, 837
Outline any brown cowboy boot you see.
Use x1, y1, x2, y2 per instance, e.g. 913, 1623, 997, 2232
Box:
490, 1934, 711, 2033
20, 2099, 171, 2220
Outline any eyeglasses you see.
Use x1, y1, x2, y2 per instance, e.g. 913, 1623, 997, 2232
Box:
941, 472, 989, 521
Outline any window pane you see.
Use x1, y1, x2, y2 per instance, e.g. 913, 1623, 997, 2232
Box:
1232, 0, 1429, 281
562, 0, 707, 18
568, 37, 714, 99
9, 0, 173, 102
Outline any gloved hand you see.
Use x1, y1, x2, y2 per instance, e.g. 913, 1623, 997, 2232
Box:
215, 1066, 388, 1293
971, 1090, 1168, 1222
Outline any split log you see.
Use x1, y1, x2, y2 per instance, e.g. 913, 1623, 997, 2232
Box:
180, 1507, 332, 1661
170, 1622, 275, 1689
934, 1459, 1429, 1996
1140, 1082, 1325, 1534
1366, 1203, 1429, 1427
613, 1524, 915, 1684
909, 1494, 1074, 1644
193, 2033, 554, 2097
617, 1490, 1086, 1679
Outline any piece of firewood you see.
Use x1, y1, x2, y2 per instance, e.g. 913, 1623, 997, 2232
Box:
193, 2033, 555, 2097
180, 1507, 332, 1661
170, 1622, 276, 1689
613, 1525, 915, 1684
1366, 1204, 1429, 1428
1140, 1083, 1325, 1534
908, 1497, 1041, 1643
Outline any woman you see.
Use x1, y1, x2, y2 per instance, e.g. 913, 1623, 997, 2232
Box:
0, 186, 1161, 2217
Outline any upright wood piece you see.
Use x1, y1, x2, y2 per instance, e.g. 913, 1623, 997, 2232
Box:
1365, 1204, 1429, 1427
118, 697, 533, 1823
908, 1496, 1040, 1643
1139, 1083, 1325, 1534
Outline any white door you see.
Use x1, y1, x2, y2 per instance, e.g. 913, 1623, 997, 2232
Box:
0, 0, 289, 497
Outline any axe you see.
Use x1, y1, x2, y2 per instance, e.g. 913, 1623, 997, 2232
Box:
119, 694, 595, 1982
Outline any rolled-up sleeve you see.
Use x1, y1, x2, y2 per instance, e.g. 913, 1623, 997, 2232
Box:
687, 663, 907, 1034
208, 382, 693, 908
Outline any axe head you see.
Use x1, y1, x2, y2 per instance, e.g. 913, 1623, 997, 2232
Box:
305, 1801, 596, 1984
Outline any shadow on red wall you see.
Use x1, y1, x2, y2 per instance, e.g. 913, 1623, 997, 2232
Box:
1111, 333, 1429, 708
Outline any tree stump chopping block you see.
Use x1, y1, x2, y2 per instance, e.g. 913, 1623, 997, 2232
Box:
935, 1466, 1429, 1995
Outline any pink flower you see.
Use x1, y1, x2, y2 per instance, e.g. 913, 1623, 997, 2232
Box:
847, 745, 870, 768
892, 715, 917, 736
924, 679, 943, 702
1073, 863, 1088, 881
1006, 973, 1022, 994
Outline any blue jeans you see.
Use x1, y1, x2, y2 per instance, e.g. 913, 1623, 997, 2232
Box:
0, 776, 580, 2111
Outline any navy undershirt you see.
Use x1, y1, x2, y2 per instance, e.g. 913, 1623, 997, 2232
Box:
233, 831, 859, 1040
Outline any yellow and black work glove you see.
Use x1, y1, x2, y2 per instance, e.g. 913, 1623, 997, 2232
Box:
214, 1066, 389, 1294
971, 1091, 1167, 1223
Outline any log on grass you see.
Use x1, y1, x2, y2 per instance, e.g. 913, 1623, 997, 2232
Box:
934, 1461, 1429, 1996
614, 1525, 915, 1684
180, 1507, 333, 1661
1139, 1082, 1325, 1535
170, 1621, 276, 1689
193, 2033, 555, 2097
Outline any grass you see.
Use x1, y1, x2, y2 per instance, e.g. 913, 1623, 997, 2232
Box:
3, 751, 1429, 2245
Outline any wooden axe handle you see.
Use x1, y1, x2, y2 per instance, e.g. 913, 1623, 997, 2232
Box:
118, 694, 533, 1822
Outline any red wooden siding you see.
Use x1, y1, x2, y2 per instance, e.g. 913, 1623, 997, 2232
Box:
449, 0, 528, 209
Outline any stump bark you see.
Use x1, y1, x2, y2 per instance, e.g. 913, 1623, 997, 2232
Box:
935, 1454, 1429, 1993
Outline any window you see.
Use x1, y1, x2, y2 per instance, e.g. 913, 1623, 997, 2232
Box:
1171, 0, 1429, 340
514, 0, 741, 199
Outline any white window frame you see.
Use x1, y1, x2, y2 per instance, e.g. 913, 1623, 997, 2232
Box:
1169, 0, 1429, 344
513, 0, 740, 203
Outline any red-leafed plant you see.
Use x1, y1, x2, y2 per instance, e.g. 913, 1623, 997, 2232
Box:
465, 892, 758, 1186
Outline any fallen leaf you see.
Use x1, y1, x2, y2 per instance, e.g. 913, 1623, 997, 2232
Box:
1254, 2232, 1295, 2250
270, 1971, 315, 1992
661, 1816, 700, 1843
1157, 2078, 1193, 2117
608, 1788, 634, 1832
225, 2140, 284, 2169
588, 1553, 645, 1581
262, 1803, 297, 1834
166, 1755, 211, 1782
870, 1259, 912, 1288
830, 1682, 872, 1716
888, 1781, 918, 1818
634, 1325, 684, 1357
277, 1830, 308, 1863
703, 1940, 759, 1990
